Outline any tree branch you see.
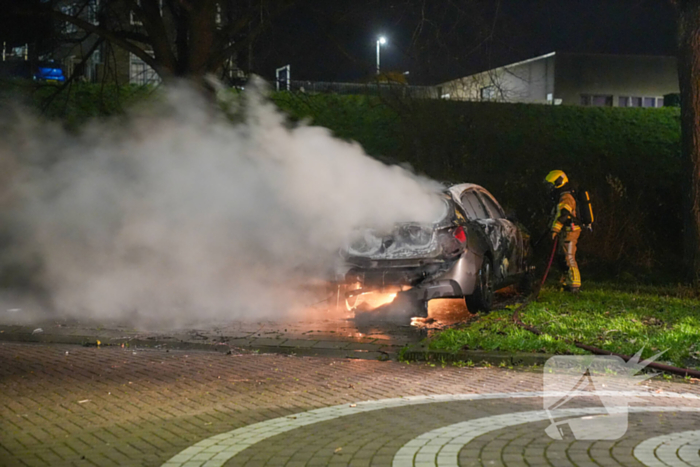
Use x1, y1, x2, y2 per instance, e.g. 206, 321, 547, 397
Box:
50, 9, 163, 74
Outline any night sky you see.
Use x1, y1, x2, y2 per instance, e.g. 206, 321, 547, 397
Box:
0, 0, 678, 86
258, 0, 678, 85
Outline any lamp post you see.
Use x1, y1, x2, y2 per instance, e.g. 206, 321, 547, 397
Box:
376, 36, 386, 75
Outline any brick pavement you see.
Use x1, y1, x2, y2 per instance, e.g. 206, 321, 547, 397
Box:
1, 342, 700, 467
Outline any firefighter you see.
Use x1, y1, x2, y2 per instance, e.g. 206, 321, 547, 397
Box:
544, 170, 581, 292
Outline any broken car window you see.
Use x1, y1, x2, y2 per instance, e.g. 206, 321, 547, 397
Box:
478, 192, 505, 219
460, 192, 489, 220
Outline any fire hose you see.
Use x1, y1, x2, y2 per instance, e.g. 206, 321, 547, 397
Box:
511, 237, 700, 379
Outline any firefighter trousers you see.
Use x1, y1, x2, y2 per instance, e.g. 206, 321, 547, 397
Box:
557, 230, 581, 290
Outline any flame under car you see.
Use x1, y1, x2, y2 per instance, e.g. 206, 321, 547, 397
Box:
336, 183, 532, 317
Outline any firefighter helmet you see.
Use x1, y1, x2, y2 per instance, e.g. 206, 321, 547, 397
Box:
544, 170, 569, 189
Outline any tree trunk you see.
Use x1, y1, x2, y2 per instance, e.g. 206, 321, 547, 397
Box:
676, 0, 700, 284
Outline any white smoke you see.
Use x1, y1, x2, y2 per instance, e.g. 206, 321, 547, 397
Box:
0, 81, 443, 326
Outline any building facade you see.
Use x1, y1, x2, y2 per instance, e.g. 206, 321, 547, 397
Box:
438, 52, 679, 107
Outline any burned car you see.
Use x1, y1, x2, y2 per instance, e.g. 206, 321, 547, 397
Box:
335, 183, 531, 316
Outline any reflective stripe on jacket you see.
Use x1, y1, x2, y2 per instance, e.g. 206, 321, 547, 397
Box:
551, 191, 580, 234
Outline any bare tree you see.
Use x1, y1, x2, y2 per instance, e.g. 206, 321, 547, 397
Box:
673, 0, 700, 283
48, 0, 291, 84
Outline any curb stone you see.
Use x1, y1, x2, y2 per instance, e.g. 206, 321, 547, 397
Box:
0, 331, 396, 360
0, 330, 554, 365
400, 346, 555, 366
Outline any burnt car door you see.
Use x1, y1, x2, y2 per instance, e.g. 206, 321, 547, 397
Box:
459, 189, 503, 282
475, 190, 527, 281
459, 189, 514, 285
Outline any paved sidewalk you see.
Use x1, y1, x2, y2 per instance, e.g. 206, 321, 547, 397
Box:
2, 342, 700, 467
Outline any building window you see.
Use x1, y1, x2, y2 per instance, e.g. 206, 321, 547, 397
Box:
130, 53, 160, 85
60, 5, 78, 34
130, 1, 142, 26
592, 95, 613, 107
91, 46, 101, 65
87, 0, 100, 25
620, 96, 663, 108
480, 86, 497, 101
581, 95, 613, 107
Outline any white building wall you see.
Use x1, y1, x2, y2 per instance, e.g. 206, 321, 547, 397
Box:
438, 53, 556, 104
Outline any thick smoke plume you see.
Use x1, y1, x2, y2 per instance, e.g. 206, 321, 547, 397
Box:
0, 82, 443, 326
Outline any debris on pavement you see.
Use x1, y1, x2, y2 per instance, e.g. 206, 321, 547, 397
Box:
32, 328, 43, 334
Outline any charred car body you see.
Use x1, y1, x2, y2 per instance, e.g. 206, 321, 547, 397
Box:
336, 184, 531, 316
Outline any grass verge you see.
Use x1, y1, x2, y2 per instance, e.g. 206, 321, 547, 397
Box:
428, 282, 700, 369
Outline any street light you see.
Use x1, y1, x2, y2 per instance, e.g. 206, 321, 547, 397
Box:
376, 36, 387, 75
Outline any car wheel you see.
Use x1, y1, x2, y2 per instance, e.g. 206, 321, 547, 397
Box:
465, 256, 494, 312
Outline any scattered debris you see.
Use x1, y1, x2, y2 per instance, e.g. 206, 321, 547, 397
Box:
7, 308, 21, 313
334, 447, 342, 454
32, 328, 43, 334
349, 404, 357, 408
410, 317, 437, 327
78, 400, 90, 404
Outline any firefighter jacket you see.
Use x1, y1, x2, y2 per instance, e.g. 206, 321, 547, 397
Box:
551, 191, 580, 234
